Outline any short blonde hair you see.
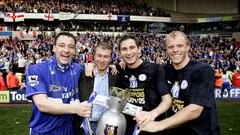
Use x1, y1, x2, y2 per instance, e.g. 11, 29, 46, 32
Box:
165, 31, 189, 46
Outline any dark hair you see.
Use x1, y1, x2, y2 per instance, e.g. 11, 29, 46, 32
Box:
223, 70, 227, 74
118, 35, 139, 51
54, 32, 76, 46
95, 42, 113, 53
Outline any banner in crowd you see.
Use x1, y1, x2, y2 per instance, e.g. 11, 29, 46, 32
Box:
12, 31, 38, 40
0, 90, 30, 104
0, 13, 172, 22
130, 15, 171, 22
0, 88, 239, 104
43, 12, 54, 21
59, 12, 75, 20
117, 15, 130, 22
4, 12, 24, 22
215, 88, 240, 99
0, 32, 12, 39
197, 16, 224, 23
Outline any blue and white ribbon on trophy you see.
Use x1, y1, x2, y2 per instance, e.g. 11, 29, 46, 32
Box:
83, 91, 97, 135
133, 124, 140, 135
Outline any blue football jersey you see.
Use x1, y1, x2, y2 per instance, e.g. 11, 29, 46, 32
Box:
26, 55, 83, 133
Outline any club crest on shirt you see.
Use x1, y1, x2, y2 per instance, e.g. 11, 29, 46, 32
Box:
167, 80, 172, 84
50, 71, 55, 74
181, 80, 188, 89
104, 124, 118, 135
171, 82, 180, 98
129, 75, 138, 88
138, 74, 147, 81
28, 75, 39, 87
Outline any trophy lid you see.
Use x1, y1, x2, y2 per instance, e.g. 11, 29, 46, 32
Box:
110, 87, 130, 100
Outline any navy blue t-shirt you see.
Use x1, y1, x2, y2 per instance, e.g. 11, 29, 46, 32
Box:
164, 61, 220, 135
116, 61, 169, 135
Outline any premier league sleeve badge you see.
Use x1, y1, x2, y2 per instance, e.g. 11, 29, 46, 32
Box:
28, 75, 39, 87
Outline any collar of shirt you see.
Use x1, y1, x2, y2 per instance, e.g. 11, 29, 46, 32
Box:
51, 55, 73, 72
94, 67, 109, 77
91, 67, 109, 121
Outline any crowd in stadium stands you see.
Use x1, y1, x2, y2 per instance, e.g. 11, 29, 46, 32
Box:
0, 0, 170, 17
0, 32, 239, 91
1, 21, 239, 35
7, 22, 140, 33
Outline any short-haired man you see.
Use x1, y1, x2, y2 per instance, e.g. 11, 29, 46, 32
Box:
78, 42, 118, 134
26, 32, 92, 135
139, 31, 220, 135
116, 35, 172, 135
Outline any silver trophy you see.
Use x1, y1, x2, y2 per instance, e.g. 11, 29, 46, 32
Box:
96, 87, 130, 135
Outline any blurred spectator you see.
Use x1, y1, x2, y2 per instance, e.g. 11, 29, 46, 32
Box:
215, 68, 223, 89
221, 70, 232, 99
226, 68, 234, 85
0, 0, 170, 17
6, 68, 20, 90
17, 54, 26, 74
86, 52, 94, 63
16, 72, 23, 87
232, 69, 240, 87
0, 72, 7, 90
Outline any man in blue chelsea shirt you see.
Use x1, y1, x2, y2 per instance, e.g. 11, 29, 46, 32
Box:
26, 32, 92, 135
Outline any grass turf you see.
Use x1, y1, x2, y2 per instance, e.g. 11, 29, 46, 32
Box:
0, 101, 239, 135
216, 101, 240, 135
0, 107, 30, 135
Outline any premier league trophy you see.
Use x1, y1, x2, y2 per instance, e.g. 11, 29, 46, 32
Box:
96, 87, 130, 135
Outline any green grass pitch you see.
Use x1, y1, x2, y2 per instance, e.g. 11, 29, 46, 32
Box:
0, 101, 239, 135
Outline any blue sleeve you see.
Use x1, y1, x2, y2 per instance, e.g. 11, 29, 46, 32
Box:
26, 64, 48, 100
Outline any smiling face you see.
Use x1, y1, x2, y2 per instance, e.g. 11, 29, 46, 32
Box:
53, 34, 76, 65
94, 47, 112, 74
165, 31, 190, 69
119, 38, 142, 69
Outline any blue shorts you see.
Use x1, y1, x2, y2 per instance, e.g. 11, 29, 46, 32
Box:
222, 82, 232, 91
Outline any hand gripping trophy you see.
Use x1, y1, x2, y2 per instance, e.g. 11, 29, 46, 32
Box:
96, 87, 130, 135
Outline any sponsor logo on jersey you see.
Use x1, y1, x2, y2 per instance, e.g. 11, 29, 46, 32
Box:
49, 85, 61, 91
